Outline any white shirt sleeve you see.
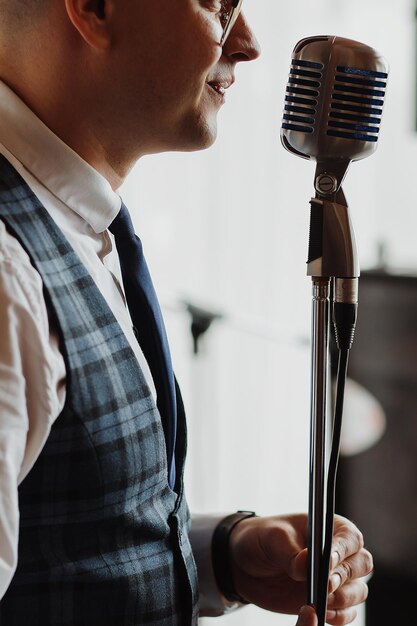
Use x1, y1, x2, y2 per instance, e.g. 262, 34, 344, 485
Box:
189, 514, 244, 617
0, 221, 66, 599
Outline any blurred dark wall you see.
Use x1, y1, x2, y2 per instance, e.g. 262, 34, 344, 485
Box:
336, 271, 417, 624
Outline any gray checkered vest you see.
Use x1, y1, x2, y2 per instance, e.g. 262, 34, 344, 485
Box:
0, 156, 199, 625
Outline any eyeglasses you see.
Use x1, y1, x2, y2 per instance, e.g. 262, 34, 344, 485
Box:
220, 0, 243, 46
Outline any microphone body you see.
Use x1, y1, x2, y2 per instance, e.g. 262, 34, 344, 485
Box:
281, 35, 388, 193
281, 36, 388, 282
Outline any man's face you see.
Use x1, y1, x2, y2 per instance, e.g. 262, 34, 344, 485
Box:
109, 0, 260, 156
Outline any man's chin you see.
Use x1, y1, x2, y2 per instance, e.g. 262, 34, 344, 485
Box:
185, 132, 217, 153
177, 112, 218, 152
147, 112, 219, 155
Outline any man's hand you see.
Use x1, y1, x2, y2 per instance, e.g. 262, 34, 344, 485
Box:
229, 513, 372, 625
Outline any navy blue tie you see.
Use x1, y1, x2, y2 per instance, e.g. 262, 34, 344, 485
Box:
109, 202, 177, 489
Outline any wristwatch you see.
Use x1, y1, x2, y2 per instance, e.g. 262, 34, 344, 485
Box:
211, 510, 257, 603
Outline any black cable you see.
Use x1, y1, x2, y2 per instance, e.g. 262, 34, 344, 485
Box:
317, 347, 350, 623
309, 293, 357, 625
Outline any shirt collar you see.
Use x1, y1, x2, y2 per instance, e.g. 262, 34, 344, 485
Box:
0, 80, 121, 233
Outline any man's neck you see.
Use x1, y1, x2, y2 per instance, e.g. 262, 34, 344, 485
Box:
0, 74, 134, 191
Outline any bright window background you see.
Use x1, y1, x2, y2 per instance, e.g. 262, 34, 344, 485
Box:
120, 1, 416, 623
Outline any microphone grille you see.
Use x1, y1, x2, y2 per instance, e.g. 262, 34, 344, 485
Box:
327, 66, 388, 143
282, 58, 324, 135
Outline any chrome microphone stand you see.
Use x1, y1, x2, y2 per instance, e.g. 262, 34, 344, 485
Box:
306, 171, 359, 626
279, 33, 388, 625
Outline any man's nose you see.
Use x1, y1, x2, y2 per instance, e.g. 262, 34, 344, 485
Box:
223, 12, 261, 62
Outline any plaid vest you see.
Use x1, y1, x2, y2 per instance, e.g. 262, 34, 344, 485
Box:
0, 156, 199, 625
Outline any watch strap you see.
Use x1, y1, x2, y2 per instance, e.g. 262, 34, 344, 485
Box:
211, 510, 256, 603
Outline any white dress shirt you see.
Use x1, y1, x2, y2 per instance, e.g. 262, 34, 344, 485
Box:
0, 80, 232, 615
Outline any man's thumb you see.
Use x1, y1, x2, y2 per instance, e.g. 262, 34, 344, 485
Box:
295, 605, 318, 626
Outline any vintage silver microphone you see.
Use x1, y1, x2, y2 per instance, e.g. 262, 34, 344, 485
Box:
280, 35, 388, 626
281, 35, 387, 185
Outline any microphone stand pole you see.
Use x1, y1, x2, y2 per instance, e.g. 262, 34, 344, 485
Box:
306, 173, 359, 626
308, 274, 330, 620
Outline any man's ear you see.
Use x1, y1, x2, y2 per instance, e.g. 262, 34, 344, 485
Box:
64, 0, 115, 49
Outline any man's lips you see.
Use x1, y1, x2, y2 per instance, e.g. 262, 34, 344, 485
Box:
206, 77, 235, 97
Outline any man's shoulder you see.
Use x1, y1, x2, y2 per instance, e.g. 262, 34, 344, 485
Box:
0, 218, 33, 266
0, 216, 48, 322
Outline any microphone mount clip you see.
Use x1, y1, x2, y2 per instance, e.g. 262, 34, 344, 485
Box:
307, 184, 359, 281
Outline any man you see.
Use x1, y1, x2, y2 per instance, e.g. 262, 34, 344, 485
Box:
0, 1, 372, 624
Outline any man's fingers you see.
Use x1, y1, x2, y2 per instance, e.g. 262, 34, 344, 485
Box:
327, 579, 369, 610
325, 607, 358, 626
332, 516, 365, 566
330, 549, 373, 591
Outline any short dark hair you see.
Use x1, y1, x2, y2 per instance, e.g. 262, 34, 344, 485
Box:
0, 1, 47, 31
